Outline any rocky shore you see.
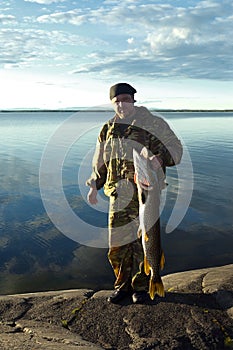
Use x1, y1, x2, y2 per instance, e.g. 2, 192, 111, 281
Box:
0, 264, 232, 350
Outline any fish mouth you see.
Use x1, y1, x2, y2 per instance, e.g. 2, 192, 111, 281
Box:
138, 180, 153, 191
134, 173, 154, 190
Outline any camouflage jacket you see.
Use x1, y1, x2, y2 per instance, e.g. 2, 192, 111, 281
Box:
86, 106, 183, 196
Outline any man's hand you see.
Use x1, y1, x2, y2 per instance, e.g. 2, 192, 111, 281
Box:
87, 187, 98, 205
140, 147, 163, 171
150, 155, 163, 171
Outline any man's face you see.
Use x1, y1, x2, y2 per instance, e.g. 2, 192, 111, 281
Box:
111, 93, 135, 119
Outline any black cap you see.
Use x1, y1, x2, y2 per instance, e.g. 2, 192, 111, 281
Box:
109, 83, 137, 100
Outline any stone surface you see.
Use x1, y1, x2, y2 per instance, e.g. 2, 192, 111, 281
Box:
0, 265, 232, 349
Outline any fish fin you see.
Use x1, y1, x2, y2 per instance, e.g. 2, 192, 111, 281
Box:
149, 278, 165, 300
144, 232, 149, 242
134, 173, 137, 184
144, 256, 150, 276
113, 266, 119, 278
155, 280, 165, 298
137, 227, 142, 238
140, 146, 149, 158
160, 251, 165, 270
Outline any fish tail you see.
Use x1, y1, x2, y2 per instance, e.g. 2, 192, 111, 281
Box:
149, 277, 165, 300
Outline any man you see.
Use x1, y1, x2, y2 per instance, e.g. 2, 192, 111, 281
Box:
86, 83, 183, 304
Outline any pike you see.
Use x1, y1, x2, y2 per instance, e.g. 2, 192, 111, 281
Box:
133, 147, 165, 300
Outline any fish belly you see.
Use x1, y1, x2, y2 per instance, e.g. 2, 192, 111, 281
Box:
141, 193, 165, 299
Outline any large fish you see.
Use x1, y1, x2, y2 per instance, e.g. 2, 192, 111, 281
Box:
133, 147, 165, 300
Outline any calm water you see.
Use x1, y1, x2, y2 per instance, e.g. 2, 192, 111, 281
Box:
0, 111, 232, 294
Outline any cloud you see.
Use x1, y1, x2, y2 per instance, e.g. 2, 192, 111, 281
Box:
2, 0, 233, 83
24, 0, 65, 4
71, 43, 233, 81
127, 37, 134, 44
35, 2, 233, 49
0, 28, 97, 69
37, 9, 86, 25
66, 0, 233, 81
71, 51, 175, 77
0, 14, 16, 24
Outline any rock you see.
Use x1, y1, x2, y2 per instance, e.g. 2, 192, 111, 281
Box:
0, 289, 103, 350
0, 265, 232, 349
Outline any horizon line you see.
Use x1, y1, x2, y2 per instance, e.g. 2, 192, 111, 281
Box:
1, 108, 233, 113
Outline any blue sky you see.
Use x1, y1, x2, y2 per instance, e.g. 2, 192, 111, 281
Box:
0, 0, 233, 109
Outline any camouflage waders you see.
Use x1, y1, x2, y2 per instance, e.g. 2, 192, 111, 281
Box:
108, 180, 149, 292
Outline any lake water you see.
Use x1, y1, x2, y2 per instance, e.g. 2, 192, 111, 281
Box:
0, 110, 232, 294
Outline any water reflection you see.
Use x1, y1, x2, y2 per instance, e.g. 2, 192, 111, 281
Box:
0, 111, 232, 294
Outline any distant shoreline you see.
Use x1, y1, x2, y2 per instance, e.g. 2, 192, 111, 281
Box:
1, 109, 233, 113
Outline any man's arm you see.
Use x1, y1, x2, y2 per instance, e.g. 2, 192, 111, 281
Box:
86, 124, 108, 203
149, 116, 183, 167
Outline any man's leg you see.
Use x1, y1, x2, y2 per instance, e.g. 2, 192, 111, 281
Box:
107, 183, 149, 301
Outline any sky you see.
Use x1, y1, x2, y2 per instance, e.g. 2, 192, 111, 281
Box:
0, 0, 233, 110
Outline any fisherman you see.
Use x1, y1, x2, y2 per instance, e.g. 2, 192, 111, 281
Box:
86, 83, 183, 304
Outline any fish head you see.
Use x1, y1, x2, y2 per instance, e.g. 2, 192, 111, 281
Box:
133, 147, 158, 190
